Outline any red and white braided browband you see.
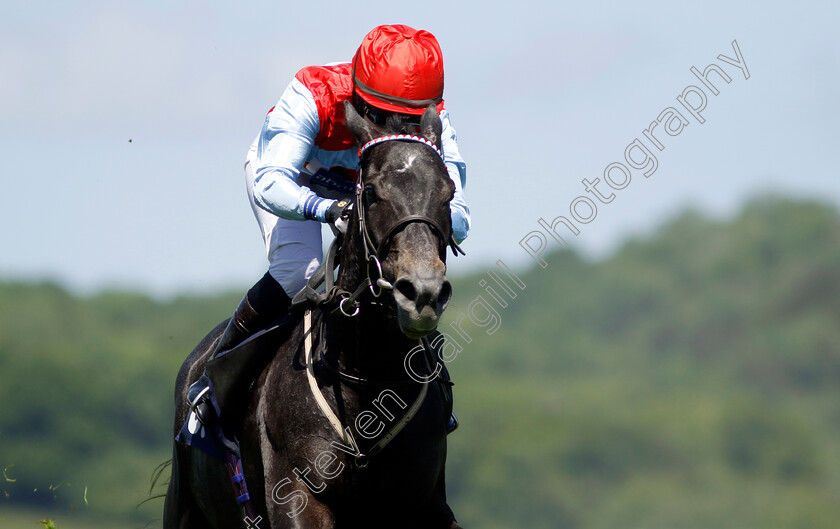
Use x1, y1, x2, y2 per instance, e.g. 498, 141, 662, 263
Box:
358, 134, 443, 160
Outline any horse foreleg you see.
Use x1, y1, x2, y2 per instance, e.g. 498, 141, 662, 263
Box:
261, 474, 337, 528
259, 449, 337, 529
163, 443, 214, 529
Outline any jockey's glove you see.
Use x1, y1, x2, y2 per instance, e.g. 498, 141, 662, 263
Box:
325, 199, 353, 234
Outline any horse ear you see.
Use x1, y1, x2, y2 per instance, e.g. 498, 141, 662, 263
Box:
344, 100, 378, 145
420, 104, 443, 150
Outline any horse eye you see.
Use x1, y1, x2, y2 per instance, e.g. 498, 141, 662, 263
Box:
364, 186, 378, 204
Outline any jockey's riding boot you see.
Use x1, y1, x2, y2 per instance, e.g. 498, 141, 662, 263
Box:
188, 272, 290, 428
447, 412, 459, 434
435, 355, 459, 434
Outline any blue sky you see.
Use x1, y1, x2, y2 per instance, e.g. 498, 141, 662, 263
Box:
1, 1, 838, 296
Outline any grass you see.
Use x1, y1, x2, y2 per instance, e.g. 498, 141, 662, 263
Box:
0, 506, 148, 529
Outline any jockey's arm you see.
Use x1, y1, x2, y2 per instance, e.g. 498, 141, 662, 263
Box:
439, 109, 470, 244
253, 77, 471, 243
253, 79, 336, 222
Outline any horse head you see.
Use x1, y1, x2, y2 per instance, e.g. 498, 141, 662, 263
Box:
342, 100, 457, 339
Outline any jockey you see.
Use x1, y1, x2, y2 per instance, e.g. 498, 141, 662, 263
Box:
188, 24, 470, 433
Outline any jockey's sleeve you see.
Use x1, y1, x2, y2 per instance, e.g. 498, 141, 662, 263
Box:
440, 110, 471, 243
253, 79, 334, 222
253, 76, 471, 237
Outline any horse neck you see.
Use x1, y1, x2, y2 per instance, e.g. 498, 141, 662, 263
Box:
324, 311, 416, 380
329, 223, 417, 377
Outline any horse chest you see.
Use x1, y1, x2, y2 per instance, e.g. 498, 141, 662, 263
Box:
266, 379, 447, 505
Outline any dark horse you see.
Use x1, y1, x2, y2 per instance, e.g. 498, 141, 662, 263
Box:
164, 101, 463, 528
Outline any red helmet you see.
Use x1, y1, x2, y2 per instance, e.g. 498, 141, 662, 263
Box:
352, 25, 445, 116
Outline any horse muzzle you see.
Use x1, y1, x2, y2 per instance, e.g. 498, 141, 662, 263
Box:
392, 271, 452, 339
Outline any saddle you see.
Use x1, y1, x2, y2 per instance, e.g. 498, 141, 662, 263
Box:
175, 314, 299, 459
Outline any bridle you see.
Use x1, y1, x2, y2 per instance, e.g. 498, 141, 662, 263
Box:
295, 134, 460, 466
356, 134, 464, 299
292, 134, 464, 317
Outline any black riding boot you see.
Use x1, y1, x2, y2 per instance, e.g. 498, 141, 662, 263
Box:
188, 272, 291, 428
447, 412, 459, 434
434, 351, 459, 434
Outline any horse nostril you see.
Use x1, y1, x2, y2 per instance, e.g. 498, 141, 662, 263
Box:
394, 278, 418, 302
438, 280, 452, 308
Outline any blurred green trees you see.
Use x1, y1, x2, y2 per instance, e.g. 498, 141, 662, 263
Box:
1, 196, 839, 528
